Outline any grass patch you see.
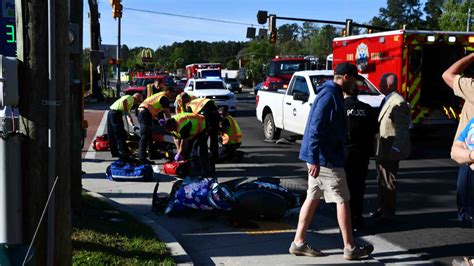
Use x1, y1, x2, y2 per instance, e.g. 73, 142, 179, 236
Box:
72, 193, 174, 265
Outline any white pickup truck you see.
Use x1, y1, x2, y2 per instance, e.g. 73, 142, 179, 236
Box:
256, 70, 384, 140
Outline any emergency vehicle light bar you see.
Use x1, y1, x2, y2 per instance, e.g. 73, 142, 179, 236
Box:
427, 36, 435, 42
448, 36, 456, 43
469, 36, 474, 43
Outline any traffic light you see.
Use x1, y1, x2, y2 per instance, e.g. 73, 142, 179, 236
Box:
345, 19, 353, 36
342, 29, 347, 37
110, 0, 122, 19
368, 28, 374, 34
269, 15, 277, 44
257, 10, 268, 24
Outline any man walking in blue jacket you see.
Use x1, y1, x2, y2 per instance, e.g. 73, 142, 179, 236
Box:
289, 62, 374, 260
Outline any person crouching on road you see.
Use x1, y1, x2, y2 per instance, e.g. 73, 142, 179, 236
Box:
137, 87, 174, 164
218, 106, 242, 162
162, 113, 209, 178
290, 62, 374, 260
343, 82, 377, 231
186, 98, 220, 177
107, 93, 142, 159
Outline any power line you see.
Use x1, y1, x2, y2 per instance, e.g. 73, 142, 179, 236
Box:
124, 7, 266, 28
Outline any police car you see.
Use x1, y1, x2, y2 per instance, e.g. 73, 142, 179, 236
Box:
184, 77, 237, 114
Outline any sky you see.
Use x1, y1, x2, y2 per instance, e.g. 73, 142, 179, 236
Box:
83, 0, 405, 49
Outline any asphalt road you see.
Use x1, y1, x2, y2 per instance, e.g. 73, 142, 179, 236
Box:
235, 88, 473, 265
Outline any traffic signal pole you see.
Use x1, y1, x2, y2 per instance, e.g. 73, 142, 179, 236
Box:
116, 16, 121, 97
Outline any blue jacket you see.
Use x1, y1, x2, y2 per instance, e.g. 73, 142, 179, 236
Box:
299, 80, 346, 167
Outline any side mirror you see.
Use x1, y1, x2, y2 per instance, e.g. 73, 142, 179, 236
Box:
293, 92, 309, 102
184, 87, 191, 92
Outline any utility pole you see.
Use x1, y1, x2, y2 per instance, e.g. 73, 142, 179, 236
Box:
16, 0, 71, 264
468, 8, 472, 32
70, 0, 84, 214
88, 0, 102, 100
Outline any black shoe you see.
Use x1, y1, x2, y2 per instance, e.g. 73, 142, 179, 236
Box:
139, 158, 155, 165
369, 209, 383, 219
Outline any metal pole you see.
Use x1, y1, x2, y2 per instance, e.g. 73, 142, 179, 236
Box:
468, 8, 472, 32
116, 16, 121, 97
89, 12, 93, 94
276, 16, 390, 31
47, 0, 56, 264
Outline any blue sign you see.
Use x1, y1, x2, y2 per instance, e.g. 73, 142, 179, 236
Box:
0, 0, 16, 56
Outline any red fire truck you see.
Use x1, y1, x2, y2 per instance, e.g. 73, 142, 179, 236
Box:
185, 63, 222, 79
333, 29, 474, 125
261, 56, 318, 91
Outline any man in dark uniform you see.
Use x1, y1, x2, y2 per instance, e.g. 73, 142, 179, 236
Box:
343, 83, 378, 230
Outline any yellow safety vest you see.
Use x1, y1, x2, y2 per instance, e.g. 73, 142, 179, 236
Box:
139, 92, 168, 118
110, 95, 134, 113
187, 98, 213, 114
172, 113, 206, 139
221, 115, 242, 145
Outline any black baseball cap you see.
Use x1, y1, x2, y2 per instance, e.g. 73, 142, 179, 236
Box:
334, 62, 364, 80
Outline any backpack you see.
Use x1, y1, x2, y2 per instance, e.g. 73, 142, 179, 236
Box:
106, 159, 153, 181
92, 134, 109, 151
232, 178, 296, 220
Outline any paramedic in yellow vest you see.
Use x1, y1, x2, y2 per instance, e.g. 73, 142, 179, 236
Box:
174, 92, 196, 114
186, 98, 220, 177
137, 87, 174, 164
163, 113, 209, 177
218, 106, 242, 161
142, 79, 162, 100
107, 93, 142, 159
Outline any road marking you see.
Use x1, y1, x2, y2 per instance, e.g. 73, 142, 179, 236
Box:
85, 111, 108, 159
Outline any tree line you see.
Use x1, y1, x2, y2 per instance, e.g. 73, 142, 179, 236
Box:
88, 0, 473, 86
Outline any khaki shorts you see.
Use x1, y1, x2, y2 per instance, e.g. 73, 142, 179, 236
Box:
307, 166, 350, 204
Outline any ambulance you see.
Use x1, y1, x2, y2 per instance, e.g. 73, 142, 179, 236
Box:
332, 29, 474, 125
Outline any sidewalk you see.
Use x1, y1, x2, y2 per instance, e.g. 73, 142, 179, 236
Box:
82, 108, 433, 265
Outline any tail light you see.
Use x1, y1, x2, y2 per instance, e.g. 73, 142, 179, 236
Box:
256, 95, 259, 107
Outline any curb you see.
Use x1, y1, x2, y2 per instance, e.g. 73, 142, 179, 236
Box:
84, 190, 193, 265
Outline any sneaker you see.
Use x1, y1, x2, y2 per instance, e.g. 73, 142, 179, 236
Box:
343, 244, 374, 260
289, 241, 326, 257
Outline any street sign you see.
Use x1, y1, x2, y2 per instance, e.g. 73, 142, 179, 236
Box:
0, 0, 16, 57
140, 48, 153, 63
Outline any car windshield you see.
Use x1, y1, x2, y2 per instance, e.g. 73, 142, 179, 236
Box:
195, 81, 225, 90
135, 78, 154, 86
309, 75, 380, 95
269, 60, 306, 76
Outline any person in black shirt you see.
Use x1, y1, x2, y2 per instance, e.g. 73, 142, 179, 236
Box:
344, 83, 378, 231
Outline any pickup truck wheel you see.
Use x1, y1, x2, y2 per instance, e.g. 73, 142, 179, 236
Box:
263, 113, 281, 140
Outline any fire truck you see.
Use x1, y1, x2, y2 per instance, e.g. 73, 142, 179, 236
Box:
332, 29, 474, 125
185, 63, 222, 79
261, 56, 319, 91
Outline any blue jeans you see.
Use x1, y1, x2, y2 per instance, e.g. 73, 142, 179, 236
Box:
457, 165, 474, 222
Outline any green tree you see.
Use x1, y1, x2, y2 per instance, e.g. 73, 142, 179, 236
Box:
439, 0, 473, 31
226, 59, 239, 69
277, 23, 300, 42
370, 0, 424, 30
423, 0, 444, 30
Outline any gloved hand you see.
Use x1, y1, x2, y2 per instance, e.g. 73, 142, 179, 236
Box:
174, 153, 183, 161
133, 126, 140, 132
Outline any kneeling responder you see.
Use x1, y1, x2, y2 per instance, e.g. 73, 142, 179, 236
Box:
137, 87, 174, 164
162, 113, 209, 178
218, 106, 242, 162
107, 93, 142, 159
186, 98, 220, 176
